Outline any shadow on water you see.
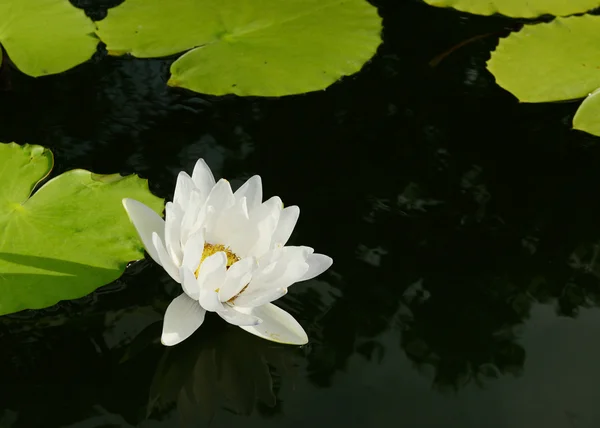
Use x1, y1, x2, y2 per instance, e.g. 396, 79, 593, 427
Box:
3, 0, 600, 427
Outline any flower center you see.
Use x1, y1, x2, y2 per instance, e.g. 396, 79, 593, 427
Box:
194, 243, 240, 278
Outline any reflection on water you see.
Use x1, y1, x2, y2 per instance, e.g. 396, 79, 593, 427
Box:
145, 322, 297, 424
3, 0, 600, 427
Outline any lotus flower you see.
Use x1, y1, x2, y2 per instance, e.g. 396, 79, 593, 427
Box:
123, 159, 332, 346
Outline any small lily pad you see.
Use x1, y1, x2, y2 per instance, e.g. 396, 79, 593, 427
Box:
423, 0, 600, 18
0, 142, 164, 316
0, 0, 97, 77
487, 15, 600, 102
95, 0, 382, 96
573, 88, 600, 136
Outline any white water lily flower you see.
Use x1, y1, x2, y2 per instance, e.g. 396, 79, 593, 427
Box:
123, 159, 332, 346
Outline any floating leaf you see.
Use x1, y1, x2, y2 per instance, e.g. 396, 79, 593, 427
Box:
0, 0, 97, 77
0, 142, 164, 316
487, 15, 600, 102
573, 88, 600, 136
422, 0, 600, 18
96, 0, 382, 96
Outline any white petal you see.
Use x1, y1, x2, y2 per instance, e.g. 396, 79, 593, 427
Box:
188, 205, 211, 239
298, 254, 333, 281
217, 305, 262, 326
249, 197, 283, 255
152, 232, 181, 282
161, 293, 206, 346
164, 202, 183, 266
231, 196, 282, 258
250, 261, 308, 292
199, 289, 223, 313
203, 179, 236, 243
173, 172, 195, 211
237, 304, 308, 345
191, 158, 216, 203
219, 257, 256, 302
250, 246, 312, 290
233, 287, 287, 308
122, 198, 165, 265
257, 247, 287, 267
182, 229, 205, 274
233, 175, 262, 212
211, 196, 249, 246
180, 266, 200, 300
180, 189, 204, 246
271, 206, 299, 248
260, 246, 313, 265
227, 228, 258, 260
205, 179, 235, 213
197, 252, 227, 312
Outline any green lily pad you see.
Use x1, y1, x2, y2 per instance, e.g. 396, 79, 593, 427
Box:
422, 0, 600, 18
0, 0, 97, 77
487, 15, 600, 103
95, 0, 382, 96
573, 88, 600, 136
0, 142, 164, 316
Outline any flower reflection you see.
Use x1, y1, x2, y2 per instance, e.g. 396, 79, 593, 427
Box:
146, 321, 299, 424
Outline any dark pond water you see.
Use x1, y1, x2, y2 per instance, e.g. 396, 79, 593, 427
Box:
3, 0, 600, 427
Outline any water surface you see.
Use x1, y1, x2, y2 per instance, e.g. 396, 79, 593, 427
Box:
2, 1, 600, 427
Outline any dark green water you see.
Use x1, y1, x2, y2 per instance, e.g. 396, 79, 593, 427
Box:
2, 0, 600, 427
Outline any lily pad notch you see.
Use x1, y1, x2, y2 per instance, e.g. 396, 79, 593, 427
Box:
95, 0, 383, 96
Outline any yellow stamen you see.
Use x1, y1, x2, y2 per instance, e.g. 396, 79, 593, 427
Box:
194, 243, 240, 278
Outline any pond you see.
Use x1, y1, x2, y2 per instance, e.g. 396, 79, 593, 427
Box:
2, 0, 600, 427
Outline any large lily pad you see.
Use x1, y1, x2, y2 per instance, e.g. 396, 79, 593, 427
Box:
422, 0, 600, 18
95, 0, 382, 96
487, 15, 600, 103
0, 142, 163, 316
0, 0, 97, 77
